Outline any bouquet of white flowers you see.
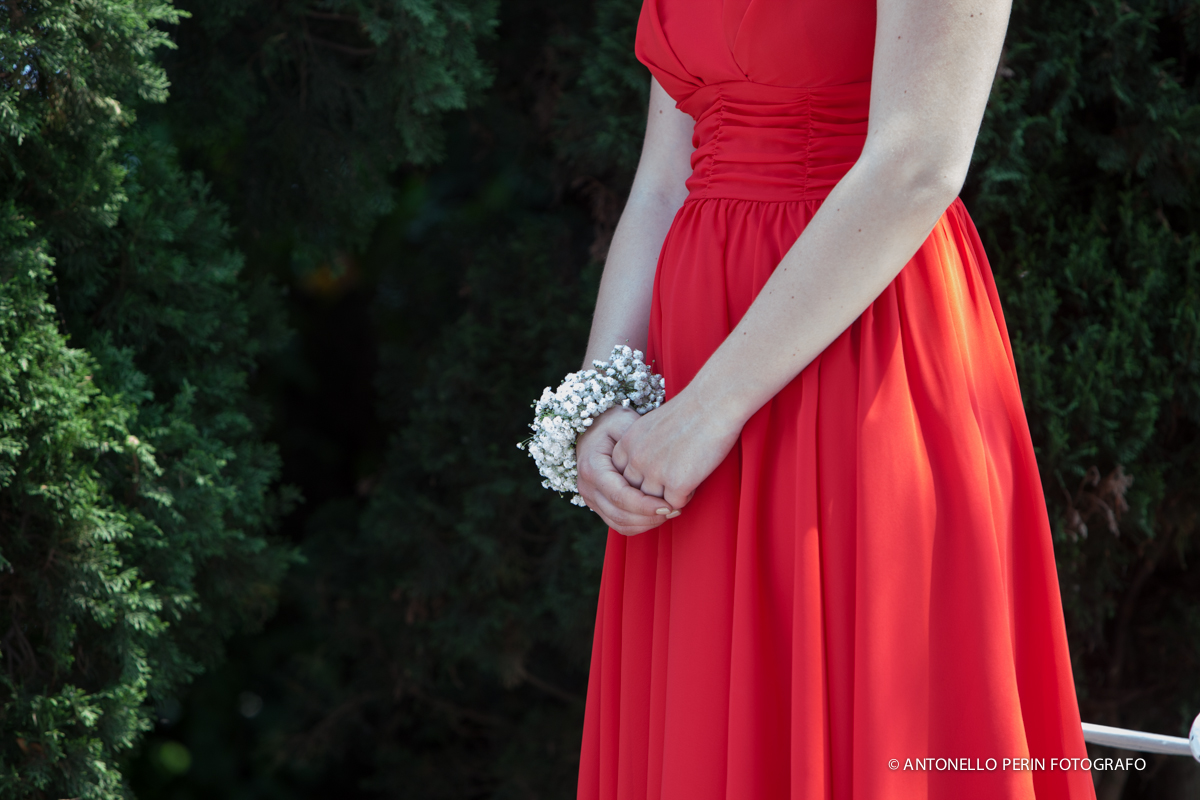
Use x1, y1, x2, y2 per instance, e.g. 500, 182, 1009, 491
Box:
519, 345, 666, 506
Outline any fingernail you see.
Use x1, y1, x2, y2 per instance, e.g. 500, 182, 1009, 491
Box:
665, 510, 681, 519
655, 507, 671, 515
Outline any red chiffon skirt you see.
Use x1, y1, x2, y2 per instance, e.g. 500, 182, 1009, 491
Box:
576, 192, 1095, 799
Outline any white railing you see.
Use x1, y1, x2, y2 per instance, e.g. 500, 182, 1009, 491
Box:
1081, 715, 1200, 761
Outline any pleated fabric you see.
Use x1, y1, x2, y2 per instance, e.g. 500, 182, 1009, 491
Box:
576, 0, 1096, 798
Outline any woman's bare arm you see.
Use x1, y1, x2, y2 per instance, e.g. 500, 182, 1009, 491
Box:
581, 79, 694, 368
612, 0, 1013, 512
573, 78, 695, 534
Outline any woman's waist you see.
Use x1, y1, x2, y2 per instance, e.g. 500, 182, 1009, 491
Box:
684, 148, 865, 202
680, 81, 870, 202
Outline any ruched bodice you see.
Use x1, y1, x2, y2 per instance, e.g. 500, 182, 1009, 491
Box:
578, 2, 1097, 799
637, 0, 876, 202
680, 82, 868, 202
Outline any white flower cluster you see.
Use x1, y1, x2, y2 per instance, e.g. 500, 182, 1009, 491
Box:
518, 345, 665, 506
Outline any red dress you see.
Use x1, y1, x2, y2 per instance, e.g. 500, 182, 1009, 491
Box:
578, 1, 1096, 799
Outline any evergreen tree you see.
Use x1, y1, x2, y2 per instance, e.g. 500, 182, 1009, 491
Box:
130, 1, 640, 796
0, 214, 150, 800
0, 0, 376, 794
153, 0, 498, 271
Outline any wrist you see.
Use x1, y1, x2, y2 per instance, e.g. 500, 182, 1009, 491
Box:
520, 345, 664, 506
681, 363, 761, 432
579, 404, 637, 441
673, 373, 754, 439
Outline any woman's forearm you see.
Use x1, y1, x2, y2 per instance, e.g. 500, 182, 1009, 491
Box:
573, 78, 696, 529
582, 79, 694, 371
682, 0, 1010, 429
683, 152, 959, 428
582, 186, 686, 369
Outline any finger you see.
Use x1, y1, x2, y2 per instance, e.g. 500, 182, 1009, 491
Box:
639, 479, 666, 500
615, 524, 660, 537
585, 486, 664, 534
588, 503, 652, 536
663, 485, 695, 511
579, 460, 668, 523
621, 463, 646, 491
590, 505, 656, 537
611, 438, 629, 473
585, 479, 679, 534
577, 436, 675, 523
598, 467, 677, 520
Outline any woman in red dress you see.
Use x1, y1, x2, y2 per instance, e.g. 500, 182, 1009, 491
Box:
570, 0, 1096, 797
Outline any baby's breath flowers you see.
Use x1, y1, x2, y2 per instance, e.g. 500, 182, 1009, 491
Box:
518, 345, 665, 506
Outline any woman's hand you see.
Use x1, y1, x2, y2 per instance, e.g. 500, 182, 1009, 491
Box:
576, 406, 681, 536
610, 388, 743, 512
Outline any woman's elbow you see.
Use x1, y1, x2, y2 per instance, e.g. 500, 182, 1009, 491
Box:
627, 175, 691, 216
859, 140, 972, 213
923, 157, 971, 205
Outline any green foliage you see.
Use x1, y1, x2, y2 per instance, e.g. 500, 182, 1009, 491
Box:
268, 222, 604, 798
1, 0, 308, 796
0, 214, 152, 800
966, 0, 1200, 765
62, 126, 296, 694
553, 0, 648, 256
128, 0, 635, 795
252, 2, 646, 794
155, 0, 499, 270
0, 0, 182, 234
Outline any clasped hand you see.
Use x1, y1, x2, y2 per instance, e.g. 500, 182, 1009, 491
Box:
575, 391, 742, 535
